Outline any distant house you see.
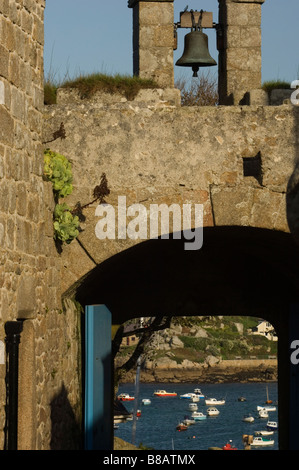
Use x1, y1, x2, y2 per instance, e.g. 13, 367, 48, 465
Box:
121, 323, 139, 346
250, 320, 278, 341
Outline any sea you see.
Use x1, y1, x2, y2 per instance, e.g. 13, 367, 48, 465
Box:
114, 382, 278, 451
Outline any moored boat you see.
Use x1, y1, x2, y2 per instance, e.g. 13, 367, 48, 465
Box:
254, 430, 274, 436
258, 408, 269, 418
189, 402, 198, 411
243, 414, 254, 423
191, 395, 200, 402
251, 436, 274, 447
117, 393, 135, 401
142, 398, 151, 405
223, 441, 237, 450
257, 405, 276, 412
153, 390, 177, 397
176, 423, 188, 431
207, 407, 219, 416
194, 388, 205, 398
205, 397, 225, 405
183, 416, 196, 425
267, 421, 278, 430
191, 411, 207, 421
180, 393, 194, 399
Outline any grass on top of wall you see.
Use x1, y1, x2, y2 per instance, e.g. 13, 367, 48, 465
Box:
262, 80, 291, 95
44, 73, 159, 105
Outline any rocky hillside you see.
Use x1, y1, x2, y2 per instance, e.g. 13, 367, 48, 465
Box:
115, 316, 277, 384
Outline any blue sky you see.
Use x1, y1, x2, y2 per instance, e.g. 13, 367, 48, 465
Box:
44, 0, 299, 85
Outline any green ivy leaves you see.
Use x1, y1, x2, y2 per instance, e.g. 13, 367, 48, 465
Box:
53, 203, 79, 244
44, 149, 73, 198
44, 149, 79, 245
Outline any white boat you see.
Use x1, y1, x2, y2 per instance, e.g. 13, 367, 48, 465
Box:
189, 402, 198, 411
180, 392, 202, 400
183, 416, 195, 425
257, 405, 276, 412
251, 436, 274, 447
191, 396, 200, 402
191, 411, 207, 421
267, 421, 278, 430
205, 397, 225, 405
142, 398, 151, 405
117, 393, 135, 401
258, 408, 269, 418
254, 430, 274, 436
243, 414, 254, 423
180, 393, 194, 399
194, 388, 205, 398
207, 407, 219, 416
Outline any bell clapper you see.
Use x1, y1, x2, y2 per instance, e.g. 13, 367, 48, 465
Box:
192, 65, 199, 78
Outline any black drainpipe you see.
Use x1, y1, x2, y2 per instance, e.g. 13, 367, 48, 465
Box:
4, 321, 23, 450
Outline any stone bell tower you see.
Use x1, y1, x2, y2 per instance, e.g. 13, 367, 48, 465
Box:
128, 0, 266, 105
217, 0, 266, 105
128, 0, 175, 88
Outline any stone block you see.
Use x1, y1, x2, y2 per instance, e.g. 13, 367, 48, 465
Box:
5, 18, 15, 51
226, 47, 261, 72
16, 182, 27, 216
9, 52, 20, 88
0, 44, 9, 79
210, 184, 288, 231
16, 273, 37, 317
138, 2, 173, 25
21, 8, 33, 35
226, 2, 261, 26
0, 106, 14, 146
249, 88, 268, 105
11, 87, 25, 122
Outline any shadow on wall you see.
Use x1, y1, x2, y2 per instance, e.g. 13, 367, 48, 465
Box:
286, 106, 299, 245
50, 384, 82, 450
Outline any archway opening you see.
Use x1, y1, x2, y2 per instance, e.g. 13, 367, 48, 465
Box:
72, 226, 299, 450
114, 314, 278, 450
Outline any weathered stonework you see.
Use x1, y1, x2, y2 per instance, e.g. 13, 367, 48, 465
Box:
43, 90, 297, 294
1, 0, 298, 451
128, 0, 175, 87
218, 0, 266, 105
0, 0, 81, 450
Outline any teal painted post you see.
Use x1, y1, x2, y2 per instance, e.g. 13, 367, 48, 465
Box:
85, 305, 112, 450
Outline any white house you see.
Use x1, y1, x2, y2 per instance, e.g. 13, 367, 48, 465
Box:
250, 320, 278, 341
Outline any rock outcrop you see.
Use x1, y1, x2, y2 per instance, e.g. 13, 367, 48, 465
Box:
117, 358, 277, 384
115, 317, 278, 384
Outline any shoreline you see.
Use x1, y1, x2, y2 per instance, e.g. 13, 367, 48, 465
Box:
118, 359, 277, 384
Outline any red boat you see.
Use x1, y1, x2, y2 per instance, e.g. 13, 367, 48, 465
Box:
176, 423, 188, 431
223, 441, 237, 450
117, 393, 135, 401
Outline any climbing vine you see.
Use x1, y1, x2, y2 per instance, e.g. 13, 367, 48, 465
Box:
44, 148, 110, 246
44, 149, 73, 198
44, 149, 79, 245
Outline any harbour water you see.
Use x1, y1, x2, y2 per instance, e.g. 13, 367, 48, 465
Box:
114, 382, 278, 451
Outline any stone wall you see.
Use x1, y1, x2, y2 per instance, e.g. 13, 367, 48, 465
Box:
0, 0, 81, 450
43, 89, 298, 293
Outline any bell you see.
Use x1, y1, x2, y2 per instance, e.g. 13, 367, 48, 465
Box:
176, 29, 217, 77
